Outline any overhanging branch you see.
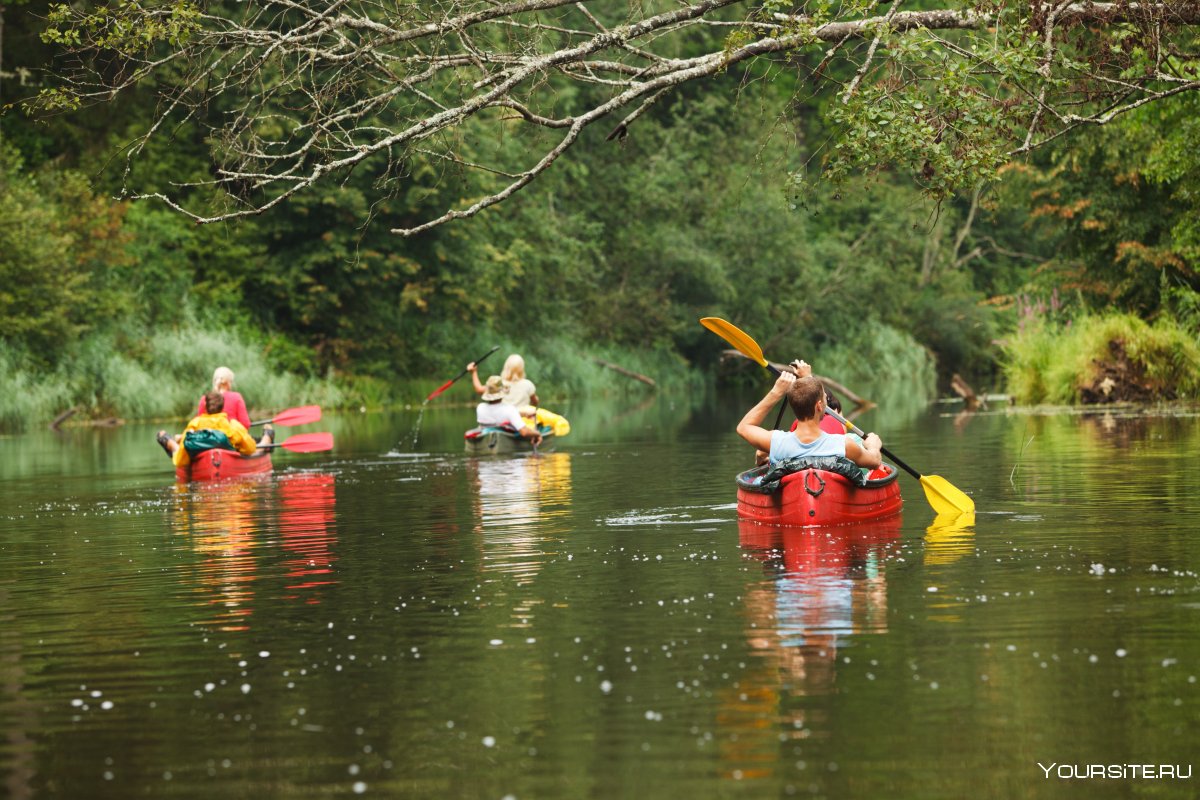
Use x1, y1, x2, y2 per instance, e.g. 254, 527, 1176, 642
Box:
32, 0, 1200, 234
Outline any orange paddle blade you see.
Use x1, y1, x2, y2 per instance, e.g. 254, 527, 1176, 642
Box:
425, 379, 456, 402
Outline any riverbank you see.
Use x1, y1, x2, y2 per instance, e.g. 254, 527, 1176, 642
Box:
1002, 312, 1200, 405
0, 328, 691, 433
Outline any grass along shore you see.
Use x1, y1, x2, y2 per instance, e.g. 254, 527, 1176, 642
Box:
1002, 313, 1200, 405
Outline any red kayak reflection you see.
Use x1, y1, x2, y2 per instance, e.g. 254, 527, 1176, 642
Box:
738, 517, 901, 680
171, 472, 337, 629
719, 518, 902, 780
172, 477, 269, 632
277, 472, 338, 604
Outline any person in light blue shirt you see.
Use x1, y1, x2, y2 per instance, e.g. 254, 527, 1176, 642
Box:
737, 360, 882, 469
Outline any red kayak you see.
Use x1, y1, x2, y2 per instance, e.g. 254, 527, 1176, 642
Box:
176, 448, 273, 482
736, 461, 902, 527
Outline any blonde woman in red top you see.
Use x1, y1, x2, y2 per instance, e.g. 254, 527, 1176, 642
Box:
197, 366, 252, 428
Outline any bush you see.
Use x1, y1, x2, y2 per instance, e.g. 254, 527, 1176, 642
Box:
819, 323, 938, 405
0, 146, 130, 365
1002, 312, 1200, 404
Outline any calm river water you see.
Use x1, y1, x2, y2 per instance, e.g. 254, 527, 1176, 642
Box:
1, 392, 1198, 799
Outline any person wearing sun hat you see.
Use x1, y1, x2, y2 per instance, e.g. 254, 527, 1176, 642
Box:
467, 354, 538, 409
475, 375, 542, 446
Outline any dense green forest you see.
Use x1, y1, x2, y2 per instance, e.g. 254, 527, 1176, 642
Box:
2, 1, 1199, 430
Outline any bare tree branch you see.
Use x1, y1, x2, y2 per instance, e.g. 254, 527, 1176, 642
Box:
30, 0, 1200, 234
840, 0, 898, 104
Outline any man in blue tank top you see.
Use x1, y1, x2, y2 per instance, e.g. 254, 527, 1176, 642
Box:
736, 360, 883, 469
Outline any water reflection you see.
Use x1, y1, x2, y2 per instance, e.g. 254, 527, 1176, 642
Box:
277, 472, 339, 605
173, 478, 267, 632
4, 403, 1200, 797
739, 519, 902, 675
467, 454, 572, 585
171, 473, 338, 629
1081, 408, 1152, 447
721, 520, 902, 780
924, 511, 976, 566
0, 587, 35, 800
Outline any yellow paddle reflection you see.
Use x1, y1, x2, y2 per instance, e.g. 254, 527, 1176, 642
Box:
468, 452, 573, 587
923, 510, 976, 624
924, 510, 976, 566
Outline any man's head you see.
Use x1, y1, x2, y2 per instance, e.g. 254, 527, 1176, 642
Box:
202, 389, 225, 414
787, 376, 826, 421
481, 375, 507, 403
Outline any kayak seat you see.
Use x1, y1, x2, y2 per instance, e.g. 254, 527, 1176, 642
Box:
738, 456, 865, 494
738, 456, 898, 495
464, 423, 553, 439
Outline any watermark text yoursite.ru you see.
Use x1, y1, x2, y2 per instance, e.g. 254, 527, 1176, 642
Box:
1038, 763, 1192, 780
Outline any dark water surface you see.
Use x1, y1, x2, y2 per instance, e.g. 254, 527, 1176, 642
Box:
2, 396, 1199, 798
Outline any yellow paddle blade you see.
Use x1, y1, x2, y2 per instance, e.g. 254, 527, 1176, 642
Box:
919, 474, 976, 515
699, 317, 769, 368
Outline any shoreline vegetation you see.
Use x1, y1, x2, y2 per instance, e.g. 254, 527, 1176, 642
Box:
1003, 313, 1200, 406
0, 320, 704, 432
7, 307, 1200, 432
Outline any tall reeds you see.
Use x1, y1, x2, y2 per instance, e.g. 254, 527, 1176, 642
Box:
0, 321, 343, 432
1002, 313, 1200, 404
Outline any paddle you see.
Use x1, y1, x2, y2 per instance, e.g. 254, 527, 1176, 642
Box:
426, 345, 501, 401
258, 432, 334, 453
771, 386, 790, 431
250, 405, 322, 427
699, 316, 975, 515
821, 406, 974, 514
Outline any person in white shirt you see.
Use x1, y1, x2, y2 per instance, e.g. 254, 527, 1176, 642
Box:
476, 375, 543, 446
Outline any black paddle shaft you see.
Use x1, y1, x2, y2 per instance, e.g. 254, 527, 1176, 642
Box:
427, 346, 501, 401
458, 345, 501, 382
766, 363, 792, 430
771, 396, 789, 430
821, 406, 923, 481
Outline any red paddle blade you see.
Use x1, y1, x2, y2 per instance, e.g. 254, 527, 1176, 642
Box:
270, 405, 322, 427
279, 432, 334, 453
425, 379, 455, 401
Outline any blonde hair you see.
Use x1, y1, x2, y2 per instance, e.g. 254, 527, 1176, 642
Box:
501, 354, 525, 382
212, 366, 236, 391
